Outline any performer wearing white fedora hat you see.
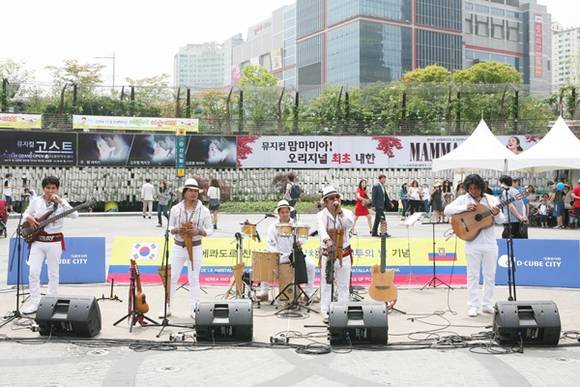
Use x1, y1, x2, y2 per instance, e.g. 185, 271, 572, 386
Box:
259, 200, 316, 300
317, 186, 354, 321
161, 178, 213, 319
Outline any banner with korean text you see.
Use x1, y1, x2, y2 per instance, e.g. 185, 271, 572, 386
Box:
236, 135, 538, 169
0, 113, 42, 129
73, 115, 199, 132
0, 131, 76, 165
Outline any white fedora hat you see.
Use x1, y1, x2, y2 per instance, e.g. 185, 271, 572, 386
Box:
275, 199, 294, 213
181, 178, 203, 192
321, 186, 341, 201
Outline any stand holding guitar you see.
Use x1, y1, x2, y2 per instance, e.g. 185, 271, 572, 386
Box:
114, 259, 159, 332
369, 215, 404, 313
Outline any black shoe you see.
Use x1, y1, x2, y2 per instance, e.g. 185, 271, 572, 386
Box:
213, 224, 217, 230
385, 233, 392, 238
371, 233, 379, 237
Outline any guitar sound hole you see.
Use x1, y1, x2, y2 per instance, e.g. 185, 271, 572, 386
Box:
474, 213, 482, 222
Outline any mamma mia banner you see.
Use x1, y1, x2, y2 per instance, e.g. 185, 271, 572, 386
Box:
236, 135, 537, 168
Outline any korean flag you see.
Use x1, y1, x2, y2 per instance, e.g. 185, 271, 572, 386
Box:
132, 242, 158, 260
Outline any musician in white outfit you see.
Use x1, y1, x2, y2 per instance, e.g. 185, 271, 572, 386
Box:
317, 186, 354, 321
259, 200, 316, 301
21, 176, 79, 314
161, 178, 213, 319
444, 174, 505, 317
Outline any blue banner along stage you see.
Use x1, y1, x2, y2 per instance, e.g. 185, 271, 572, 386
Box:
7, 237, 106, 285
495, 239, 580, 288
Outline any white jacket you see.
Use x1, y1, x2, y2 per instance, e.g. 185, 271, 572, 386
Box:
444, 193, 505, 248
317, 207, 354, 249
169, 200, 214, 243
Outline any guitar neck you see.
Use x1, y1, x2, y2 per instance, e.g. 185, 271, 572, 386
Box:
38, 201, 89, 228
495, 191, 529, 211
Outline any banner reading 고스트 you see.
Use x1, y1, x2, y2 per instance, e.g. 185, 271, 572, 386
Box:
236, 135, 538, 169
0, 131, 76, 165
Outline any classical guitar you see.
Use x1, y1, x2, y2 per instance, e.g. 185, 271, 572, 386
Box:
451, 189, 530, 241
368, 216, 397, 303
131, 259, 149, 314
20, 199, 93, 242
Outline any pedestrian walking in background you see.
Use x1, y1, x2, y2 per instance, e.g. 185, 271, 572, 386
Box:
141, 178, 155, 219
353, 179, 372, 235
156, 180, 172, 227
207, 178, 221, 230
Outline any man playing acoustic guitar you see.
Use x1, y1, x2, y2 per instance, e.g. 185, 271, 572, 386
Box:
21, 176, 79, 315
444, 174, 505, 317
162, 178, 213, 319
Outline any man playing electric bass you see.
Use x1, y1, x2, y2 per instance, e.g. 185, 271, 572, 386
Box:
317, 186, 354, 322
21, 176, 79, 314
444, 174, 504, 317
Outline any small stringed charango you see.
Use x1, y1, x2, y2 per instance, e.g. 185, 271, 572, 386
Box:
451, 189, 529, 241
368, 216, 397, 304
130, 259, 149, 314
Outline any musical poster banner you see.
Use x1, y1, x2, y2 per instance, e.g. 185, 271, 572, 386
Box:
78, 133, 176, 167
0, 131, 76, 166
186, 135, 237, 168
73, 115, 199, 132
0, 113, 42, 129
107, 236, 467, 286
7, 237, 106, 285
236, 134, 538, 169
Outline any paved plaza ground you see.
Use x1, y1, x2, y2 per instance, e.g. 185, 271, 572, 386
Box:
0, 213, 579, 386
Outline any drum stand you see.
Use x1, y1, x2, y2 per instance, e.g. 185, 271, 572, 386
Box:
272, 231, 318, 315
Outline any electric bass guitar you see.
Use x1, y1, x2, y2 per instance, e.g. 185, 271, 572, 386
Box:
130, 259, 149, 314
368, 216, 398, 303
451, 189, 530, 241
19, 199, 94, 242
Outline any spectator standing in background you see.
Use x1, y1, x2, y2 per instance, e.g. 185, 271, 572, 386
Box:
141, 178, 155, 219
399, 183, 409, 219
572, 178, 580, 226
407, 180, 422, 214
430, 180, 444, 223
2, 173, 14, 212
353, 179, 372, 235
421, 184, 431, 215
548, 181, 565, 229
207, 178, 221, 230
371, 174, 391, 237
537, 197, 548, 228
156, 180, 172, 228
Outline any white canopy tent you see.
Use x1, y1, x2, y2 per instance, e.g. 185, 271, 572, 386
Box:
432, 119, 516, 173
509, 116, 580, 173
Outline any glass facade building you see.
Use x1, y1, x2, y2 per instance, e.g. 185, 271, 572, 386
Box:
297, 0, 463, 92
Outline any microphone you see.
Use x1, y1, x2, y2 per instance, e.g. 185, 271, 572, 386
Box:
333, 202, 339, 208
235, 232, 242, 240
264, 213, 276, 218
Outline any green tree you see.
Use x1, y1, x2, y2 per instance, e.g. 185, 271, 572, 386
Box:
239, 64, 278, 87
46, 59, 105, 94
402, 65, 450, 84
237, 65, 280, 133
452, 62, 522, 84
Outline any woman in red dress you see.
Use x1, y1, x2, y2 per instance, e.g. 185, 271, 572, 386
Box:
353, 179, 372, 235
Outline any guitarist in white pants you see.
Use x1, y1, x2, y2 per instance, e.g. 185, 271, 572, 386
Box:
444, 174, 504, 317
21, 176, 79, 314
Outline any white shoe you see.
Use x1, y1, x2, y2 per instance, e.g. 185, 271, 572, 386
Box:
21, 302, 39, 315
158, 306, 171, 319
481, 305, 495, 314
467, 307, 478, 317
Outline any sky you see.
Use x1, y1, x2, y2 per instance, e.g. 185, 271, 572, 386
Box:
0, 0, 578, 86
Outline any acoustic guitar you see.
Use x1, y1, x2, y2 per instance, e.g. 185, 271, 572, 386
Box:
19, 199, 93, 242
130, 259, 149, 314
451, 189, 529, 241
368, 216, 397, 303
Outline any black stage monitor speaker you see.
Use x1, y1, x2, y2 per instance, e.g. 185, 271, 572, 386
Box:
493, 301, 561, 346
195, 299, 253, 342
35, 296, 102, 338
328, 302, 388, 346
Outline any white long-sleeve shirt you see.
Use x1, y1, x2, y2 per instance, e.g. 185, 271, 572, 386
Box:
267, 218, 296, 264
141, 182, 155, 201
444, 193, 505, 248
23, 196, 78, 234
317, 207, 354, 249
168, 200, 214, 243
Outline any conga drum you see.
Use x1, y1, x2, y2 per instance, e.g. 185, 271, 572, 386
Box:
276, 223, 293, 237
242, 223, 257, 239
251, 251, 280, 282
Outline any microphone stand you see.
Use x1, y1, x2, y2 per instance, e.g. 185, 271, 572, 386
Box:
503, 187, 517, 301
156, 218, 189, 338
1, 209, 27, 328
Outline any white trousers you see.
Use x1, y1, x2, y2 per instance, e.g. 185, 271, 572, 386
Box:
260, 257, 317, 298
319, 254, 352, 315
169, 245, 202, 311
142, 200, 153, 217
466, 244, 498, 309
28, 241, 62, 305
